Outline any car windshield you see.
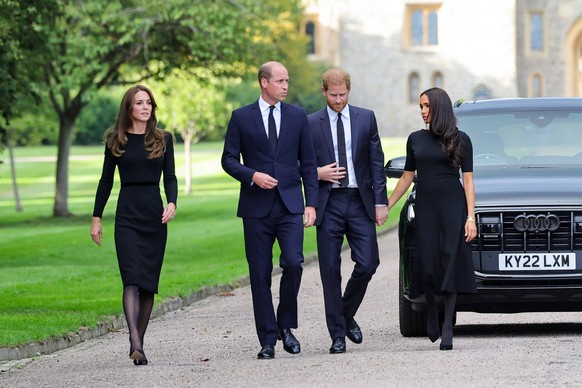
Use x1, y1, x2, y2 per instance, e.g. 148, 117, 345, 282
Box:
457, 110, 582, 167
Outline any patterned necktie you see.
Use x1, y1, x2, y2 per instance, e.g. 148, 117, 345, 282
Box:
268, 105, 277, 154
336, 112, 349, 187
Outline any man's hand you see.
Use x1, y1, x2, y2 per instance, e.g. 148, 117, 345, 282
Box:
375, 205, 388, 226
252, 172, 278, 189
303, 206, 316, 228
317, 162, 346, 184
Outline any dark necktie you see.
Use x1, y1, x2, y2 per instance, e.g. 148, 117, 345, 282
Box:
336, 112, 349, 187
268, 105, 277, 154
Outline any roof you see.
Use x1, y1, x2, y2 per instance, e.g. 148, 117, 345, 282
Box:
453, 97, 582, 115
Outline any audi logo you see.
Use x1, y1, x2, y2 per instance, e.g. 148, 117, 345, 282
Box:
514, 214, 560, 232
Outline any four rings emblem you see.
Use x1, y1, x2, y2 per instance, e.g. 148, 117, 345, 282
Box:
514, 214, 560, 232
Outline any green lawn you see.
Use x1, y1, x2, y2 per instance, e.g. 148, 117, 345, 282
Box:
0, 138, 406, 348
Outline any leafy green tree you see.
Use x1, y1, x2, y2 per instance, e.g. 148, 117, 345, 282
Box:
1, 0, 305, 216
153, 68, 234, 194
75, 94, 120, 145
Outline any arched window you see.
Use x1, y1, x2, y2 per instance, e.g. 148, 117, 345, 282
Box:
306, 21, 316, 55
408, 5, 440, 47
531, 73, 544, 97
432, 71, 443, 88
409, 73, 420, 103
473, 84, 492, 100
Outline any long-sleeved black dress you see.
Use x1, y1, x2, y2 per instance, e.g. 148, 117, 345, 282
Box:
404, 129, 476, 298
93, 132, 178, 294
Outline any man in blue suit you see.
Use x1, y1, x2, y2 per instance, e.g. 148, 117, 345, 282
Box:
308, 68, 388, 354
222, 61, 318, 359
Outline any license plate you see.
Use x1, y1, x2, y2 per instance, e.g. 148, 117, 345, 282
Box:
499, 253, 576, 271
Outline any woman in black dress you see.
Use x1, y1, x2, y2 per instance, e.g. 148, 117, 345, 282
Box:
388, 87, 476, 350
90, 85, 178, 365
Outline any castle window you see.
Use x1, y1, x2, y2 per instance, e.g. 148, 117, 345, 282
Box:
432, 71, 443, 88
409, 72, 420, 103
530, 73, 544, 97
407, 5, 441, 47
306, 21, 316, 55
529, 12, 544, 51
473, 84, 492, 100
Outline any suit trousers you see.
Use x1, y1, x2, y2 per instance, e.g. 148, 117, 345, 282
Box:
242, 190, 304, 346
316, 188, 380, 339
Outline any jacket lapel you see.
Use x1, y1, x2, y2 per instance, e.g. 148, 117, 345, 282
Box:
251, 101, 274, 156
349, 106, 359, 161
319, 109, 335, 162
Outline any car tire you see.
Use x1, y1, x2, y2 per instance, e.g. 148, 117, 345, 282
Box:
399, 277, 427, 337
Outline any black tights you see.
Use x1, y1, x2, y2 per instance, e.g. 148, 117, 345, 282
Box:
425, 290, 457, 346
123, 285, 155, 352
441, 292, 457, 347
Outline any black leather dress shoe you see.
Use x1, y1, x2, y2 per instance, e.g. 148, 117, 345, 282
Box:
278, 328, 301, 354
346, 317, 363, 344
329, 337, 346, 354
257, 344, 275, 359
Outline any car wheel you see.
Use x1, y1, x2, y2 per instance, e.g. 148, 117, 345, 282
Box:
399, 277, 427, 337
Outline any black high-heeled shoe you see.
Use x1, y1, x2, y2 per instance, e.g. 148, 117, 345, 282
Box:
133, 354, 148, 366
130, 348, 148, 365
439, 342, 453, 351
427, 328, 440, 343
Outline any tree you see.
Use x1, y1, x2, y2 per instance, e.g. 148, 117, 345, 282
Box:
154, 68, 234, 194
1, 0, 304, 216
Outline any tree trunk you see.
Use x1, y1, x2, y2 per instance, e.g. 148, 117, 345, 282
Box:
52, 116, 76, 217
8, 132, 22, 212
182, 131, 193, 195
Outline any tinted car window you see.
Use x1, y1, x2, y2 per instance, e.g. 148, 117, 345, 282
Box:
458, 111, 582, 166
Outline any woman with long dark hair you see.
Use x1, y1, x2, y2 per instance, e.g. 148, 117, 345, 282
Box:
90, 85, 177, 365
388, 87, 476, 350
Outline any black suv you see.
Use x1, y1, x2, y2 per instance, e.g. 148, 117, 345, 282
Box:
386, 97, 582, 336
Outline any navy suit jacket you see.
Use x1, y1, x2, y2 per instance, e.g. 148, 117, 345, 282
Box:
308, 105, 387, 225
222, 100, 318, 218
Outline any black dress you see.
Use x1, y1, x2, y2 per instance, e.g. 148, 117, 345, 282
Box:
404, 129, 476, 298
93, 132, 178, 294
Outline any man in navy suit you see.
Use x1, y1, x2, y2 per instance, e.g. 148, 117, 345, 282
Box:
308, 68, 388, 354
222, 61, 318, 359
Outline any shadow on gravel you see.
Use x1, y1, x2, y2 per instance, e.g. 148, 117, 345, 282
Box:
455, 322, 582, 337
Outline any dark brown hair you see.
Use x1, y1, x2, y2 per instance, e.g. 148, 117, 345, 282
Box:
421, 87, 462, 167
105, 85, 166, 159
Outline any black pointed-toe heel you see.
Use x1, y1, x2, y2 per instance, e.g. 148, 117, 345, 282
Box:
427, 329, 440, 343
133, 354, 148, 365
129, 348, 143, 360
130, 349, 148, 365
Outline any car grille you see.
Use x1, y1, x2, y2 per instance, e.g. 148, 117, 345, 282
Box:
473, 211, 582, 252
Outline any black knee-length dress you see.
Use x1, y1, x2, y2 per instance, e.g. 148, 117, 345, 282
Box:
404, 129, 476, 298
92, 132, 178, 294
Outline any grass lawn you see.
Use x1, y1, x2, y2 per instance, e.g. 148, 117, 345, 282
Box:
0, 138, 406, 348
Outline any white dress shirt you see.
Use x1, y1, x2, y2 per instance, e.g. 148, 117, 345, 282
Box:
327, 105, 357, 188
259, 97, 280, 139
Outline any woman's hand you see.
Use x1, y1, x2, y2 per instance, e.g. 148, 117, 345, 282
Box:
465, 218, 477, 242
90, 217, 103, 246
162, 202, 177, 224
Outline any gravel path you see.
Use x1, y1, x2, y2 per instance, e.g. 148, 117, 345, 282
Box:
2, 229, 582, 387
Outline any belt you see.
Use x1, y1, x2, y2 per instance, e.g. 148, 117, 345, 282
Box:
331, 187, 359, 193
121, 182, 158, 187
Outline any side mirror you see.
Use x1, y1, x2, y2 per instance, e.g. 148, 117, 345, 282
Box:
385, 156, 406, 179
